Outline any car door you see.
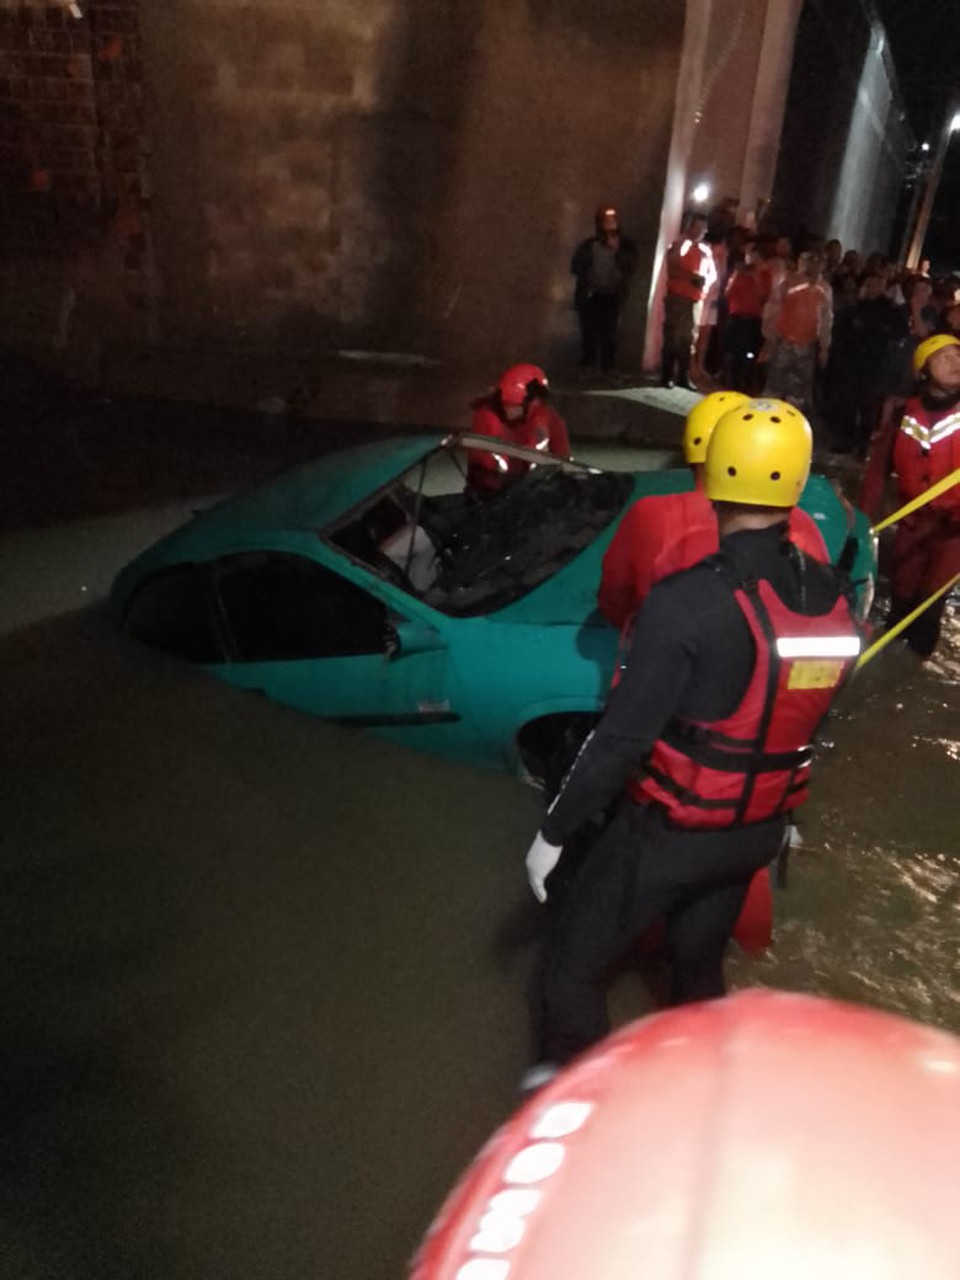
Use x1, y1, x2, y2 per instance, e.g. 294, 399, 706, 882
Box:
209, 550, 469, 749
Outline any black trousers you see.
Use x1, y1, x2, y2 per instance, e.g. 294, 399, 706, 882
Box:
533, 801, 785, 1065
578, 294, 621, 371
661, 294, 696, 385
722, 314, 763, 393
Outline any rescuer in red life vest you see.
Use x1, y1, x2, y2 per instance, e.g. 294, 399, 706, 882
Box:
860, 333, 960, 658
598, 391, 830, 632
522, 400, 862, 1079
409, 991, 960, 1280
467, 364, 571, 496
598, 392, 831, 960
661, 212, 715, 389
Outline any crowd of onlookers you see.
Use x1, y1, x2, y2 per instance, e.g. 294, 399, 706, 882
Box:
687, 207, 960, 458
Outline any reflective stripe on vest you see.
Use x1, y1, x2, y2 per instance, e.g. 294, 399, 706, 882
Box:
901, 415, 929, 449
776, 636, 861, 658
628, 573, 860, 829
900, 409, 960, 452
929, 411, 960, 447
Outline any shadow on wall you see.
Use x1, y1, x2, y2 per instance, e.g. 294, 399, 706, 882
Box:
423, 0, 685, 372
356, 2, 486, 356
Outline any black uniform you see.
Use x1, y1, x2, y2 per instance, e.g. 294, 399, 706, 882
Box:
571, 233, 638, 372
534, 523, 854, 1065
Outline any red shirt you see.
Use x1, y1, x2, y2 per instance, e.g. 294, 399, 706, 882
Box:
725, 267, 770, 318
598, 484, 830, 628
770, 275, 831, 347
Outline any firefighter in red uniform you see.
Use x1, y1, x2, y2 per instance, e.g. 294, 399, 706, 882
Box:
599, 391, 831, 631
861, 333, 960, 657
522, 400, 861, 1078
601, 394, 834, 957
598, 393, 831, 956
467, 364, 571, 495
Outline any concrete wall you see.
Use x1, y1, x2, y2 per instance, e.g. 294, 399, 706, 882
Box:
684, 0, 770, 213
769, 0, 911, 254
136, 0, 684, 370
5, 0, 910, 391
642, 0, 803, 370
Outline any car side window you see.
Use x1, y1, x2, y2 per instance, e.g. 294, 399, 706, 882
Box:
214, 552, 389, 662
124, 566, 222, 663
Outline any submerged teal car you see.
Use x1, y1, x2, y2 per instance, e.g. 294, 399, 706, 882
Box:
110, 433, 876, 783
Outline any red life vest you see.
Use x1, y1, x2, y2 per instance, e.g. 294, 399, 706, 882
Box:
629, 572, 860, 828
467, 401, 570, 493
667, 239, 714, 302
892, 395, 960, 514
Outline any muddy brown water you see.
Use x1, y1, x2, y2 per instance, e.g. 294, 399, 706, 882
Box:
0, 444, 957, 1279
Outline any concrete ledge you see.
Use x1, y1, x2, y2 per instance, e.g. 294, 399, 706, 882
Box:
553, 383, 696, 449
13, 336, 693, 448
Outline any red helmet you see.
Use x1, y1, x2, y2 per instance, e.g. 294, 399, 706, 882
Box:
410, 991, 960, 1278
497, 364, 548, 407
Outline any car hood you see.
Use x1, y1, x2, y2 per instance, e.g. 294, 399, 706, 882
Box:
489, 469, 866, 627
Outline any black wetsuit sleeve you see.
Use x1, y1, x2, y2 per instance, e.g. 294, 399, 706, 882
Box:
541, 583, 697, 846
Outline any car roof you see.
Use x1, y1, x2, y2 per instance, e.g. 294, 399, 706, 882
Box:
171, 434, 445, 545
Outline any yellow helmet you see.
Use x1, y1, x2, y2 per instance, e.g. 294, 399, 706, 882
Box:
705, 398, 812, 508
682, 390, 751, 464
913, 333, 960, 375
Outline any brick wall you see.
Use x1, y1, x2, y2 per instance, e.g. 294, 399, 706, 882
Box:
0, 3, 99, 254
0, 0, 154, 348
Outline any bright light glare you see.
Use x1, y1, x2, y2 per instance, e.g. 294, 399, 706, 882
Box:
951, 114, 960, 134
503, 1142, 564, 1185
692, 183, 711, 204
455, 1262, 509, 1280
921, 142, 931, 152
530, 1101, 592, 1140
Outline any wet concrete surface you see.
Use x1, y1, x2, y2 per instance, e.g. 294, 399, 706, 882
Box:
1, 437, 958, 1279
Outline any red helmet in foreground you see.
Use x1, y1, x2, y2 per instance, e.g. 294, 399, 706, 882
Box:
410, 991, 960, 1279
498, 364, 548, 407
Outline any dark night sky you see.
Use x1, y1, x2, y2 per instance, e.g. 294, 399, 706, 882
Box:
873, 0, 960, 268
873, 0, 958, 137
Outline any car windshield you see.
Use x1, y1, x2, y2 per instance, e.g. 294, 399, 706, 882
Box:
326, 439, 633, 616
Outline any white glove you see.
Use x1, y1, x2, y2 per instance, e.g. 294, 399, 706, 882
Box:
526, 832, 563, 904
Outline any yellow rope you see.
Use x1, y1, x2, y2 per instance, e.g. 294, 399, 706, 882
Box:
856, 572, 960, 668
872, 467, 960, 533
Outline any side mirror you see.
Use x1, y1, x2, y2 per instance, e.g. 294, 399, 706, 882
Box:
385, 620, 447, 659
